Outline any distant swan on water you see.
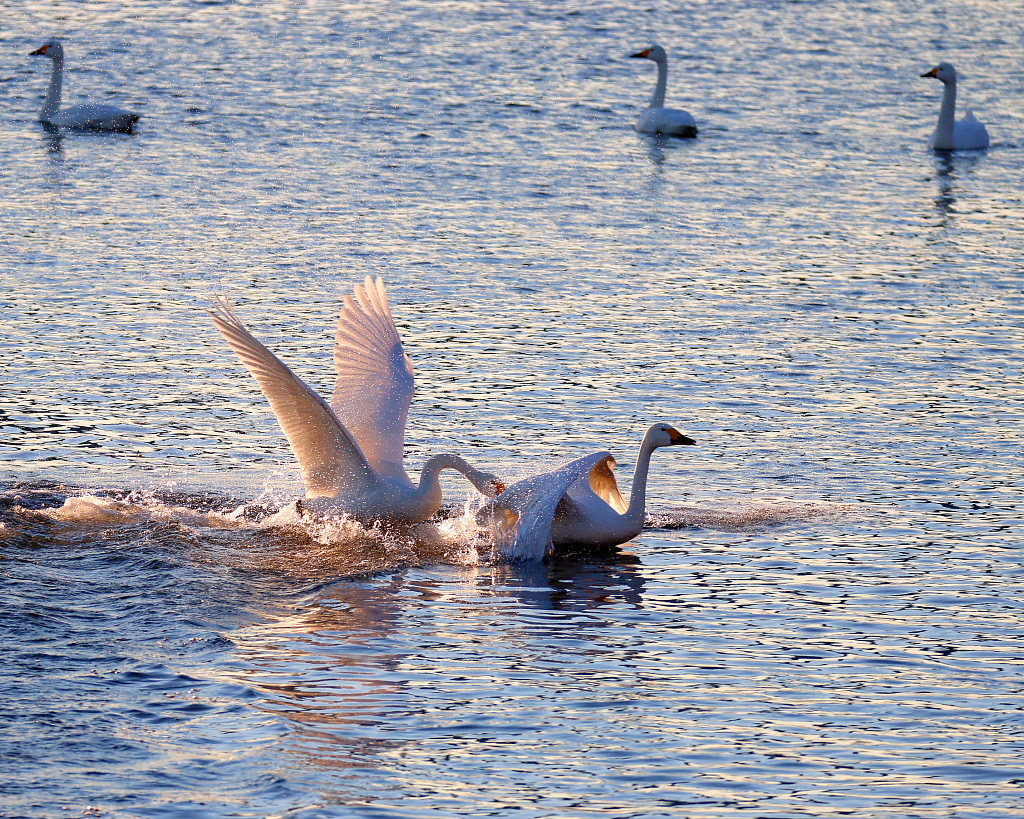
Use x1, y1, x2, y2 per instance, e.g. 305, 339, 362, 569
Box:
208, 277, 504, 527
629, 44, 698, 137
481, 423, 696, 562
921, 62, 989, 151
29, 39, 140, 133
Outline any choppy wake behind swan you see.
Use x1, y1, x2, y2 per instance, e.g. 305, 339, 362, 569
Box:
1, 481, 857, 578
0, 482, 486, 581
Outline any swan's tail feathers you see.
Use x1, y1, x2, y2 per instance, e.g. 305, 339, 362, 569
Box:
479, 472, 559, 562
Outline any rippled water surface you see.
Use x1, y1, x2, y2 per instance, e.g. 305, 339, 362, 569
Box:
2, 1, 1023, 817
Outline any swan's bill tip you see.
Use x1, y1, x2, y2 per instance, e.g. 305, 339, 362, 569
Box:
629, 48, 651, 59
668, 429, 696, 446
30, 45, 49, 55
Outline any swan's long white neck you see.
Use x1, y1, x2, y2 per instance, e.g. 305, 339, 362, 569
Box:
648, 56, 668, 109
623, 431, 661, 529
41, 52, 64, 120
933, 78, 957, 150
418, 453, 494, 497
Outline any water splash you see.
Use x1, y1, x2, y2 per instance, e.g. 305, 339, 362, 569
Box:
0, 482, 493, 578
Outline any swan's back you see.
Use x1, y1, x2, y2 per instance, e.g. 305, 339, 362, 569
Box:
636, 107, 697, 137
954, 111, 990, 150
52, 103, 139, 132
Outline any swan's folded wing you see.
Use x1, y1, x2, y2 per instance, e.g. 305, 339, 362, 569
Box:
59, 103, 138, 123
208, 296, 374, 496
587, 455, 627, 514
331, 277, 415, 479
488, 452, 613, 562
955, 112, 990, 148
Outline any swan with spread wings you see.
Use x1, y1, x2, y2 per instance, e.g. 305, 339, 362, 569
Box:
482, 423, 696, 562
209, 277, 503, 526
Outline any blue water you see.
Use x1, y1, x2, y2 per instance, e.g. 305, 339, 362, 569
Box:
2, 1, 1023, 816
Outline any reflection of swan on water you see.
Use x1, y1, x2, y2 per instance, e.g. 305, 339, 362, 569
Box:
40, 125, 64, 155
209, 277, 504, 527
639, 132, 697, 170
929, 149, 986, 220
482, 423, 696, 562
490, 552, 647, 611
933, 151, 957, 217
920, 62, 989, 151
29, 40, 140, 133
629, 45, 698, 138
228, 578, 411, 766
645, 136, 668, 167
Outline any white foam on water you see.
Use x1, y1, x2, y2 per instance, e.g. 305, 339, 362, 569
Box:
648, 498, 863, 532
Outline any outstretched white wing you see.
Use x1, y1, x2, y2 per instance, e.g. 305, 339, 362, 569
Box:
583, 453, 628, 514
331, 277, 415, 480
485, 452, 615, 562
208, 296, 375, 496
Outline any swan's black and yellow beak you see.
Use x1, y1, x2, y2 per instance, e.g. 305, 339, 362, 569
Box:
667, 428, 697, 446
630, 48, 652, 59
30, 45, 49, 56
921, 67, 939, 78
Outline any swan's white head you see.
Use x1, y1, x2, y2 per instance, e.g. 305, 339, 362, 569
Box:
921, 62, 957, 84
30, 39, 64, 60
481, 473, 506, 498
647, 422, 696, 448
630, 44, 667, 63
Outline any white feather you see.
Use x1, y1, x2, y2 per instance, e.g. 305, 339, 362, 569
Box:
331, 277, 415, 480
207, 296, 376, 497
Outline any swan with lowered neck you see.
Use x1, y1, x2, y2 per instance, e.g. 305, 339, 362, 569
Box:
30, 39, 140, 133
208, 277, 504, 527
481, 423, 696, 562
629, 44, 698, 137
921, 62, 989, 151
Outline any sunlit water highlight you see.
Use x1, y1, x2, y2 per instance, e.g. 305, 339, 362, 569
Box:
1, 0, 1023, 816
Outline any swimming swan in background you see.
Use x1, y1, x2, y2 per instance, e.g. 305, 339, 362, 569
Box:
209, 277, 504, 526
921, 62, 989, 151
482, 423, 696, 562
629, 44, 698, 137
30, 39, 140, 132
